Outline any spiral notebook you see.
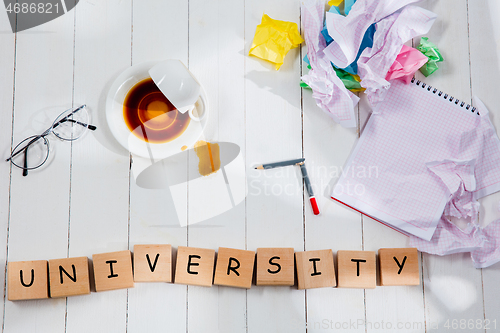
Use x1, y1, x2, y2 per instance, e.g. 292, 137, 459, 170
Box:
331, 79, 500, 241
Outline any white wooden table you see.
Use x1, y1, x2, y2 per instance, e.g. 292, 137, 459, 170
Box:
1, 0, 499, 332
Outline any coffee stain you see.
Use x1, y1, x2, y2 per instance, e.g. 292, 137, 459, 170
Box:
181, 145, 187, 151
194, 140, 220, 176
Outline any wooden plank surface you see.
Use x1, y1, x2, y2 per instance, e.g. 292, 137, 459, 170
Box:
67, 1, 132, 332
3, 9, 75, 333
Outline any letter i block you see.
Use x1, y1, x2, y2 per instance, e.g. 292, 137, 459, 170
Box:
174, 246, 215, 287
337, 250, 376, 289
295, 249, 336, 290
214, 247, 255, 289
48, 257, 90, 298
133, 244, 172, 282
8, 260, 49, 301
92, 250, 134, 292
256, 248, 294, 286
379, 248, 420, 286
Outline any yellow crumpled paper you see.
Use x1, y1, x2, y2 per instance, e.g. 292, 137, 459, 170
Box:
328, 0, 343, 7
249, 14, 304, 70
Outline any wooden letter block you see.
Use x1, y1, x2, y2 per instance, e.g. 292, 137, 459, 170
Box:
133, 244, 172, 282
175, 246, 215, 287
295, 250, 336, 290
256, 248, 294, 286
92, 250, 134, 292
48, 257, 90, 298
379, 248, 420, 286
214, 247, 255, 289
8, 260, 49, 301
337, 250, 376, 289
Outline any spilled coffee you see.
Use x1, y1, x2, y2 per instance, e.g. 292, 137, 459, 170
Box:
123, 78, 191, 143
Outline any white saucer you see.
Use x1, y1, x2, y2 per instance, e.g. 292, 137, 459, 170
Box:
106, 61, 209, 159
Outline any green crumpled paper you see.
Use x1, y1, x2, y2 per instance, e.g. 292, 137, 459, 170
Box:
417, 37, 443, 77
301, 65, 364, 92
249, 14, 304, 70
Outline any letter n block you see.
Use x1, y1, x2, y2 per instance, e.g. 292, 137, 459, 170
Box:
133, 244, 172, 282
214, 247, 255, 289
337, 250, 376, 289
8, 260, 49, 301
92, 250, 134, 292
48, 257, 90, 298
174, 246, 215, 287
295, 249, 336, 290
379, 248, 420, 286
256, 248, 294, 286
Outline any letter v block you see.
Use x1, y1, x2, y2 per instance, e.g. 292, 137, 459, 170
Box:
337, 250, 376, 289
295, 250, 336, 289
133, 244, 172, 282
92, 250, 134, 292
8, 260, 49, 301
214, 247, 255, 289
379, 248, 420, 286
49, 257, 90, 297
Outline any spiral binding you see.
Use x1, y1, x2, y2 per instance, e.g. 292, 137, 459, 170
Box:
410, 78, 479, 115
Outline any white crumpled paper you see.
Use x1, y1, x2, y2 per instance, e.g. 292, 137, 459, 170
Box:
301, 0, 359, 128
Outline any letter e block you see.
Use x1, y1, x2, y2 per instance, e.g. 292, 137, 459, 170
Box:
256, 248, 294, 286
92, 250, 134, 292
175, 246, 215, 287
379, 248, 419, 286
133, 244, 172, 282
8, 260, 49, 301
337, 250, 376, 289
49, 257, 90, 298
214, 247, 255, 289
295, 250, 336, 290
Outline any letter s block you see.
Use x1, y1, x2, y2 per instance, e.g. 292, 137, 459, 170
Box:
8, 260, 49, 301
92, 250, 134, 292
256, 248, 294, 286
379, 248, 420, 286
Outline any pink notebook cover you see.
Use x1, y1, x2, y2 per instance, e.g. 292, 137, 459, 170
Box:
331, 79, 500, 241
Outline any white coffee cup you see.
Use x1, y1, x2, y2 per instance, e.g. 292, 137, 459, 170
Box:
149, 60, 203, 120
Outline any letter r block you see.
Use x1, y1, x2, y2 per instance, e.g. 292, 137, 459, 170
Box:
92, 250, 134, 292
337, 250, 376, 289
48, 257, 90, 298
214, 247, 255, 289
256, 248, 294, 286
8, 260, 49, 301
174, 246, 215, 287
379, 248, 420, 286
295, 249, 336, 290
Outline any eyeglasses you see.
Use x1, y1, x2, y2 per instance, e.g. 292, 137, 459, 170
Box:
5, 105, 96, 176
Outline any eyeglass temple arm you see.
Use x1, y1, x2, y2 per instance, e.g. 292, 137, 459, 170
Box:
63, 119, 97, 131
22, 147, 28, 176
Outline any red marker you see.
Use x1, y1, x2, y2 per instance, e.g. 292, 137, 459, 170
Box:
298, 162, 320, 215
254, 158, 320, 215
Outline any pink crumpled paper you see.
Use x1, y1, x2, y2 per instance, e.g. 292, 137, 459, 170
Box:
386, 45, 429, 84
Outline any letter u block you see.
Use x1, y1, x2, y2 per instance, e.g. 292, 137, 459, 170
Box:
8, 260, 49, 301
92, 250, 134, 292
